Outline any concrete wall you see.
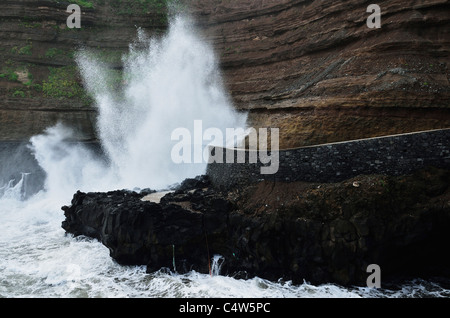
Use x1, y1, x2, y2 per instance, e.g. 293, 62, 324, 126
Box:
206, 129, 450, 189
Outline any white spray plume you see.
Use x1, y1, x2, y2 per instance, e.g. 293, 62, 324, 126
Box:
31, 15, 246, 194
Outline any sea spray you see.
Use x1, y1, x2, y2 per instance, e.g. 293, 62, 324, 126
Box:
29, 123, 115, 196
74, 14, 247, 191
211, 255, 225, 276
0, 175, 24, 200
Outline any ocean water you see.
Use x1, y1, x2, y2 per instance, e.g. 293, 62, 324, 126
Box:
1, 177, 449, 298
0, 15, 449, 298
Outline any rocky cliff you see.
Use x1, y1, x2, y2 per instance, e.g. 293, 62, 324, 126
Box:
0, 0, 167, 141
1, 0, 449, 147
189, 0, 450, 147
61, 168, 450, 286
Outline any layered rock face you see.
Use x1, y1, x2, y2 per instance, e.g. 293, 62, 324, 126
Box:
62, 168, 450, 286
188, 0, 450, 147
0, 0, 167, 141
1, 0, 449, 147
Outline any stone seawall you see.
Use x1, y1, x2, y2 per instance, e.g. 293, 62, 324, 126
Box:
206, 128, 450, 189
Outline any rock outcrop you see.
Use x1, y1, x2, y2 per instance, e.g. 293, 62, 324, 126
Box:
189, 0, 450, 147
1, 0, 449, 147
62, 168, 450, 286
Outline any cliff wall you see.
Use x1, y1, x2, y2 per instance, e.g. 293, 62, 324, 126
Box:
1, 0, 449, 147
189, 0, 450, 147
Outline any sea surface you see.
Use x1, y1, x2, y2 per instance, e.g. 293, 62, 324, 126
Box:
1, 179, 449, 298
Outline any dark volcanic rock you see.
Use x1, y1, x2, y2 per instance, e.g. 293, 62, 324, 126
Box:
62, 168, 450, 286
62, 179, 232, 274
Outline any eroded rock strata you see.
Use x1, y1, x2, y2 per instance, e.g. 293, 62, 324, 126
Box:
62, 168, 450, 286
1, 0, 449, 147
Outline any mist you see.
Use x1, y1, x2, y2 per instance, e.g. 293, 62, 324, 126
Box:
17, 15, 247, 197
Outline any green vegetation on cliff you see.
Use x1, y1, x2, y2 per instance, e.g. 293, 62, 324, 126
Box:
49, 0, 171, 13
0, 0, 172, 110
48, 0, 95, 9
42, 66, 84, 98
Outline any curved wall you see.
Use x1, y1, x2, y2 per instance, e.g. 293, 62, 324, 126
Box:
206, 128, 450, 188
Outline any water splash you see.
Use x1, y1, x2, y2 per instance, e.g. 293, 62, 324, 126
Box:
29, 123, 114, 198
25, 14, 247, 198
211, 255, 224, 276
72, 14, 247, 191
0, 173, 30, 201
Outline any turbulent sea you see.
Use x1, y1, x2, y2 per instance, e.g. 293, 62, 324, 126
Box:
0, 187, 449, 298
0, 15, 449, 298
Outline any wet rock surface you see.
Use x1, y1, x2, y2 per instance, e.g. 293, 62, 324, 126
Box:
62, 168, 450, 286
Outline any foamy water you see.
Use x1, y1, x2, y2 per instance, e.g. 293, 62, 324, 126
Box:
1, 176, 450, 298
0, 14, 449, 298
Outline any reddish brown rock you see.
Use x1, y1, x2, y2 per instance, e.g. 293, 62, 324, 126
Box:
187, 0, 450, 147
0, 0, 449, 147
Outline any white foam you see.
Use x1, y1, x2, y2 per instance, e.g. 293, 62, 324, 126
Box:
75, 15, 247, 191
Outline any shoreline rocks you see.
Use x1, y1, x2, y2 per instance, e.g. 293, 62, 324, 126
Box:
61, 168, 450, 286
